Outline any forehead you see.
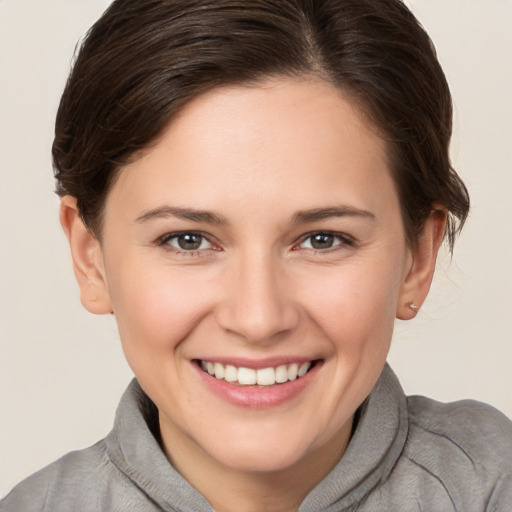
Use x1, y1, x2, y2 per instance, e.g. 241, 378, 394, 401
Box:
107, 79, 397, 223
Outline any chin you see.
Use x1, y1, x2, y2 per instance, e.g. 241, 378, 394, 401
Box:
211, 445, 310, 474
197, 423, 333, 475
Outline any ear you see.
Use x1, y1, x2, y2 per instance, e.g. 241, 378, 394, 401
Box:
396, 208, 447, 320
59, 196, 112, 315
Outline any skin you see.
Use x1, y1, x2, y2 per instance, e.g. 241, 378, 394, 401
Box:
61, 79, 446, 512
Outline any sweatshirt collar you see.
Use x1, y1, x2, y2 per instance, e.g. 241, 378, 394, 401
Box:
106, 363, 408, 512
106, 382, 214, 511
298, 363, 409, 511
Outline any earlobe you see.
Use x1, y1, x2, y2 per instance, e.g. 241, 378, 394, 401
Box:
396, 208, 447, 320
59, 196, 113, 315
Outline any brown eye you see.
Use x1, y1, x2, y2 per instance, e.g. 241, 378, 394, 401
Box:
163, 232, 212, 251
299, 232, 353, 251
309, 233, 335, 249
179, 233, 203, 250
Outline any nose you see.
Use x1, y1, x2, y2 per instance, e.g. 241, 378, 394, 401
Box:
215, 251, 300, 344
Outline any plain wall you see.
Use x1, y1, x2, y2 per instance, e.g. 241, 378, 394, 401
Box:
1, 0, 511, 497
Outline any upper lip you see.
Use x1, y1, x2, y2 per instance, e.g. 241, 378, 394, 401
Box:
194, 357, 320, 370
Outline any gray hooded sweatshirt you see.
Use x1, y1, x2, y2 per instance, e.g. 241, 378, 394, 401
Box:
2, 365, 512, 511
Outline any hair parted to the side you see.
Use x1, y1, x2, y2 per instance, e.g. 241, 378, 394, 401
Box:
53, 0, 469, 249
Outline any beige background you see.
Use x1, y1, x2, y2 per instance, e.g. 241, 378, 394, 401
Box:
1, 0, 511, 497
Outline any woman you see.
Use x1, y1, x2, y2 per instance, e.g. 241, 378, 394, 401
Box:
1, 0, 511, 510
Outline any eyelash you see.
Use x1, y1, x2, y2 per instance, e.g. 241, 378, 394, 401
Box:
294, 231, 355, 252
156, 230, 355, 257
157, 231, 217, 257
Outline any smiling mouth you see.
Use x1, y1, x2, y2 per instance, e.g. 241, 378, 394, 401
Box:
197, 360, 317, 387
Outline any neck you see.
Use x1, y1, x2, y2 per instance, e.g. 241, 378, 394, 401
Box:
160, 419, 353, 512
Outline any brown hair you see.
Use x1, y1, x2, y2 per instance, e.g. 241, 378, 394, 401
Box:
53, 0, 469, 248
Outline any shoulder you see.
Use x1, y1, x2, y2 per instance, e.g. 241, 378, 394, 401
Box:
0, 439, 164, 512
0, 441, 107, 511
359, 394, 512, 512
402, 395, 512, 510
406, 395, 512, 469
1, 441, 119, 512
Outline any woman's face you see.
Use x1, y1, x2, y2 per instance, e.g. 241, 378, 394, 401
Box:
88, 79, 419, 475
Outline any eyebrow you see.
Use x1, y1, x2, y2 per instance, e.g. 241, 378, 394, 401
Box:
135, 205, 374, 226
292, 206, 375, 224
135, 206, 229, 225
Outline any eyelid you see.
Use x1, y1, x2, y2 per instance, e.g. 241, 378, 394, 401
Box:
154, 230, 354, 255
158, 230, 204, 243
294, 230, 355, 251
156, 230, 220, 254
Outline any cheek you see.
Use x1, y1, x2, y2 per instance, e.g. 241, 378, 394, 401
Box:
300, 258, 403, 351
107, 262, 214, 354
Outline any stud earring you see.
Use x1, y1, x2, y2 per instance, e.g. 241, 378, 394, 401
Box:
408, 302, 419, 312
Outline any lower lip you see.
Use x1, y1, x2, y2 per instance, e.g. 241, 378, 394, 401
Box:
194, 361, 322, 409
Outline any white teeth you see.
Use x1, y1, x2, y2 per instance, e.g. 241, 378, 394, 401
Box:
275, 365, 288, 383
257, 367, 276, 386
214, 363, 225, 379
200, 360, 313, 386
288, 363, 298, 381
225, 364, 238, 383
237, 367, 257, 385
298, 362, 310, 377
